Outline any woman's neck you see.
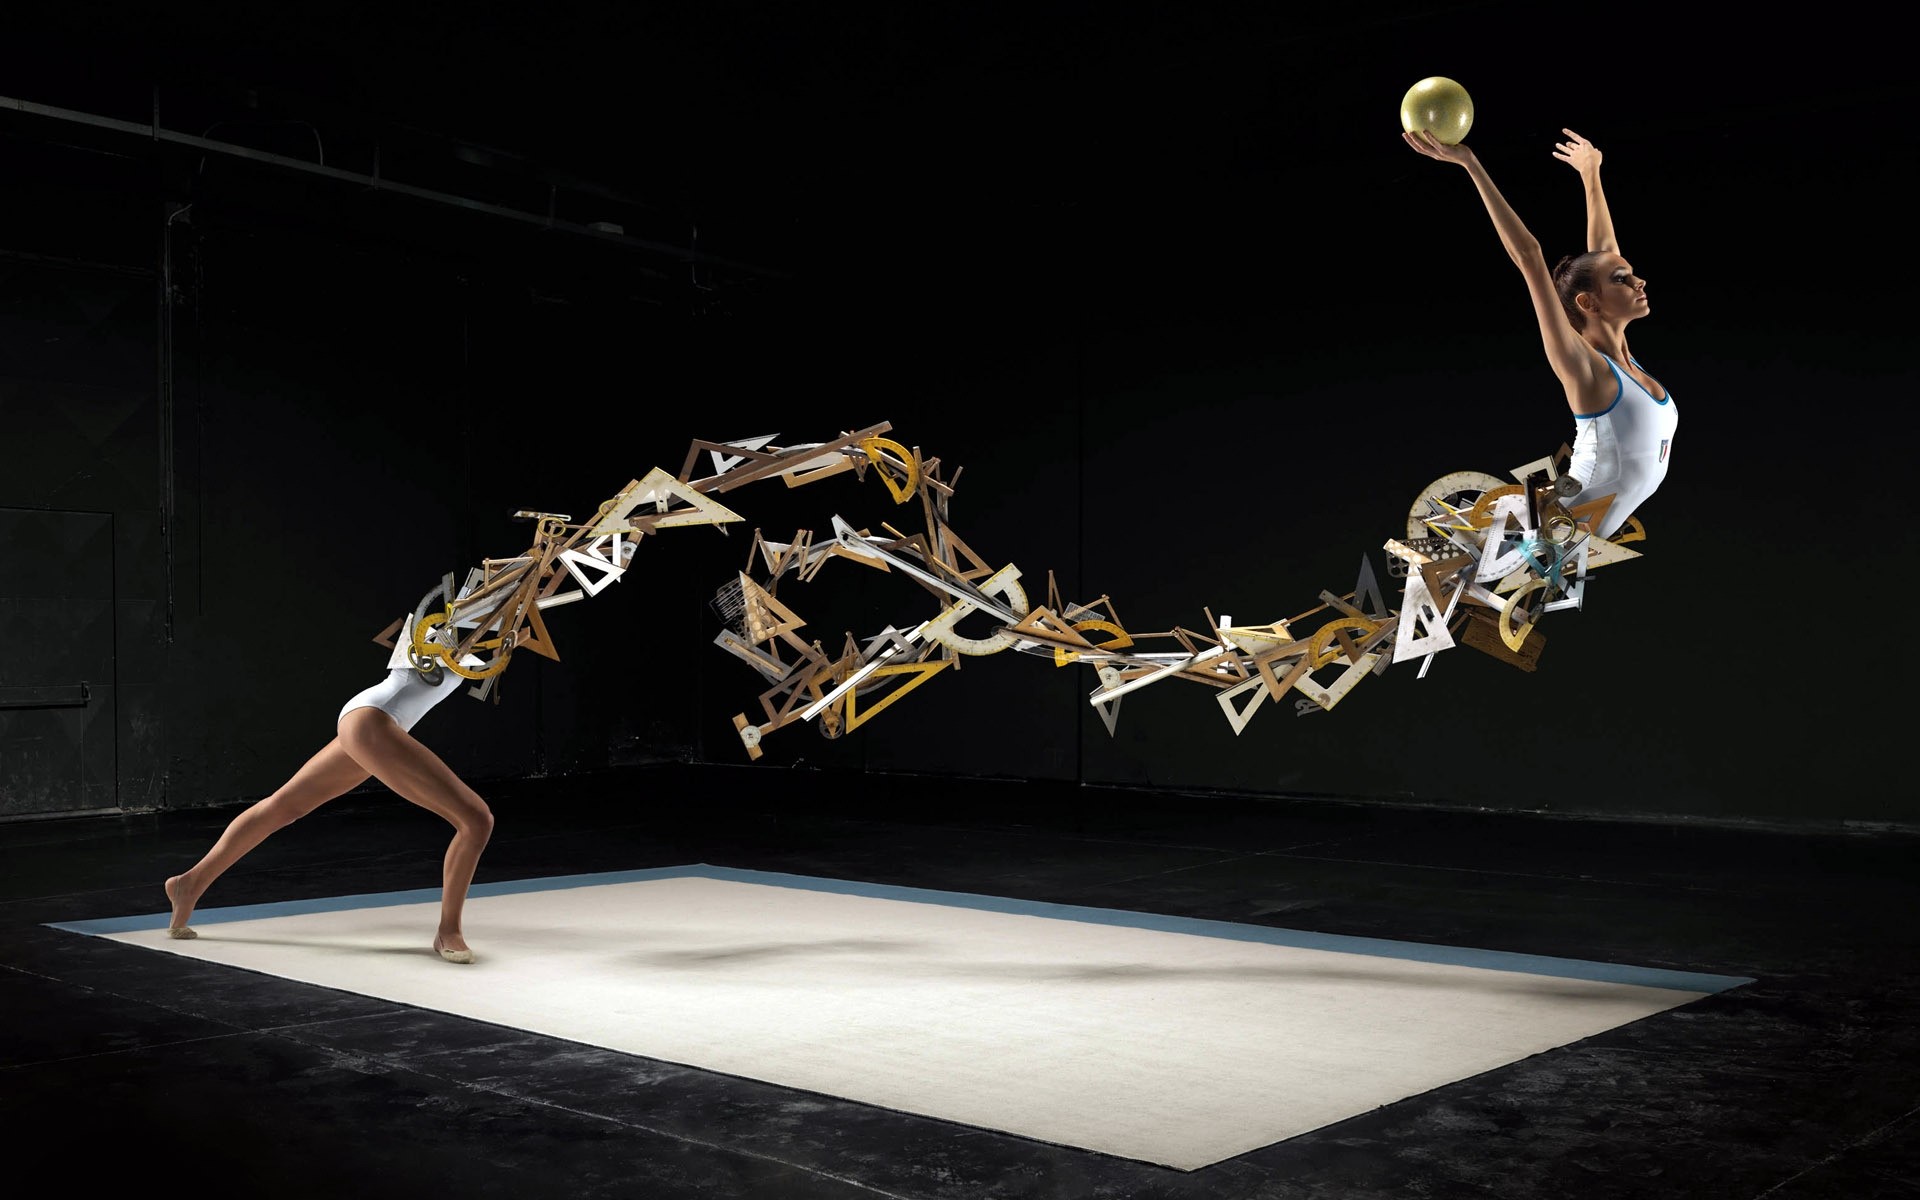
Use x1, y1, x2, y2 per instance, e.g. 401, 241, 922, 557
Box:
1582, 324, 1630, 363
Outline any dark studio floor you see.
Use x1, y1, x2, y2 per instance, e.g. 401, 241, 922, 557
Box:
3, 764, 1917, 1199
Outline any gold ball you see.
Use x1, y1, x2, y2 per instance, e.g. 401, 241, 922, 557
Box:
1400, 76, 1474, 145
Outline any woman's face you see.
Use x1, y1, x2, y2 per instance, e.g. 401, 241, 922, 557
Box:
1583, 253, 1648, 322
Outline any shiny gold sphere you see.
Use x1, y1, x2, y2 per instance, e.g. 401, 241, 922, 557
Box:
1399, 76, 1474, 145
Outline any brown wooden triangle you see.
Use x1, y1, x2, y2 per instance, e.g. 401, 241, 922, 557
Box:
1008, 606, 1098, 652
937, 527, 996, 582
1565, 492, 1617, 535
739, 574, 807, 644
512, 597, 562, 662
1419, 554, 1473, 612
680, 438, 780, 484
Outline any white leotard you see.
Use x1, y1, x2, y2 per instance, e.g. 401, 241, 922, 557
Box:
1567, 353, 1677, 538
337, 624, 483, 734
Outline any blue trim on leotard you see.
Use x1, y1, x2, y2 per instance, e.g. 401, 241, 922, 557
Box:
1574, 353, 1626, 420
1626, 356, 1672, 403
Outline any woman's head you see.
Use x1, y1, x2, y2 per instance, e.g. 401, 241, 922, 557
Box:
1554, 250, 1647, 331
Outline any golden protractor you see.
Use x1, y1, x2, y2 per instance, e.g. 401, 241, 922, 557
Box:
1305, 617, 1382, 669
1073, 618, 1132, 649
858, 436, 921, 504
1612, 516, 1647, 544
410, 611, 513, 680
401, 577, 457, 681
1407, 470, 1508, 539
1498, 579, 1549, 651
1465, 484, 1523, 529
440, 648, 512, 680
1056, 617, 1133, 665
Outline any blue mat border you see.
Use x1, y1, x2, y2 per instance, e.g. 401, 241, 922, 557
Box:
49, 863, 1753, 994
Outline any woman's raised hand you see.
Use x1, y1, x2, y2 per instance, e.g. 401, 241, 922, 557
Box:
1552, 128, 1602, 174
1402, 128, 1476, 167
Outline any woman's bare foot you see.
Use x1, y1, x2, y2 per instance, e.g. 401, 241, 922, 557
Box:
434, 932, 474, 965
164, 874, 199, 939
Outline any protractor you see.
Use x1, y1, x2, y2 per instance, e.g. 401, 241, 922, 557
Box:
1407, 470, 1508, 539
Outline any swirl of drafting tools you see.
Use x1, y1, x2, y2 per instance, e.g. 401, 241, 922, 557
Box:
706, 432, 1649, 760
361, 422, 1645, 751
368, 424, 916, 704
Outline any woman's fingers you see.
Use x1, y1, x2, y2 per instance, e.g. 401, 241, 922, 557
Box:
1402, 129, 1442, 157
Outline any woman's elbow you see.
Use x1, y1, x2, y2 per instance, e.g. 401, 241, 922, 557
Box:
1508, 238, 1545, 269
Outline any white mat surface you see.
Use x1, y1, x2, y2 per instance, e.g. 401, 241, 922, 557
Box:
62, 867, 1747, 1170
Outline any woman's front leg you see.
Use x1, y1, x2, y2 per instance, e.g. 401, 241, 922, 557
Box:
336, 708, 494, 961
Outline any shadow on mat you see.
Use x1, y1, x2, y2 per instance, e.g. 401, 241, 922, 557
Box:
636, 937, 925, 965
627, 941, 1717, 1000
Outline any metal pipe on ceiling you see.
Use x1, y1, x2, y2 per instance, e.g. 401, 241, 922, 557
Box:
0, 92, 788, 280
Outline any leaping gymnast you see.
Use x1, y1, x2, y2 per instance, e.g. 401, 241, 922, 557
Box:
1402, 126, 1676, 537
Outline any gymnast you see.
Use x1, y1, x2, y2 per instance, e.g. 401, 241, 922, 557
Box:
163, 625, 493, 964
1403, 126, 1676, 538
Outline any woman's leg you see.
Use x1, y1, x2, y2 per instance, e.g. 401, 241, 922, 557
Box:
165, 739, 371, 934
335, 707, 494, 959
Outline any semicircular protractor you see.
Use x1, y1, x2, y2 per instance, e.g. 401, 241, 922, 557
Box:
1072, 617, 1133, 649
1305, 616, 1382, 668
1053, 617, 1134, 666
1465, 484, 1526, 530
1499, 579, 1549, 651
1408, 470, 1508, 538
858, 436, 921, 504
410, 611, 513, 680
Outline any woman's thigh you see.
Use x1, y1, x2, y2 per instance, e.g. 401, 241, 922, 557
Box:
336, 708, 490, 827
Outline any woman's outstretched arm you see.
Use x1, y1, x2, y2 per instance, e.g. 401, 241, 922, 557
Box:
1553, 128, 1615, 253
1402, 130, 1603, 403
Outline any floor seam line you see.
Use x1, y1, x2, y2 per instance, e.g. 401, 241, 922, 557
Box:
264, 1027, 930, 1200
0, 1029, 255, 1073
1258, 850, 1746, 893
0, 958, 408, 1050
1748, 1100, 1920, 1198
1091, 852, 1269, 889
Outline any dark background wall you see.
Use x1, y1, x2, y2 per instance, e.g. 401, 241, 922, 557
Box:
0, 2, 1910, 827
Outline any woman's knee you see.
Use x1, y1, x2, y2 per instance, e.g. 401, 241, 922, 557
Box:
256, 792, 316, 828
